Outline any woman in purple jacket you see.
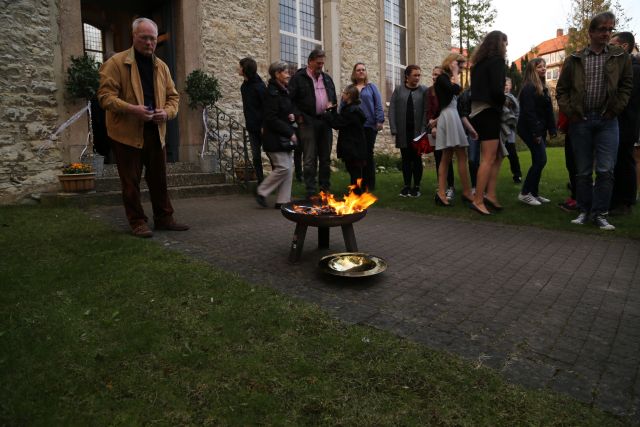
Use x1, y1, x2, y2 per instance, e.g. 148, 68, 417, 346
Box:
351, 63, 384, 191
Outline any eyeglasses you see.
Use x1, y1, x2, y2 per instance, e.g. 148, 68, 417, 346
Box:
595, 26, 615, 33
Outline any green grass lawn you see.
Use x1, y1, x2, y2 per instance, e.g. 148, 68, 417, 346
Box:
0, 206, 629, 425
300, 147, 640, 239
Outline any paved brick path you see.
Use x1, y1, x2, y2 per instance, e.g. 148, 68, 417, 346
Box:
93, 195, 640, 420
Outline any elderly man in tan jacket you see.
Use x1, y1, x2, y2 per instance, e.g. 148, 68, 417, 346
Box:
98, 17, 188, 238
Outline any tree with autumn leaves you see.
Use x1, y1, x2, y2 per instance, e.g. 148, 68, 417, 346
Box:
564, 0, 631, 54
451, 0, 496, 88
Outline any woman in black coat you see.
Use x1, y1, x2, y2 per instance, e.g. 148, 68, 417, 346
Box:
324, 84, 367, 188
255, 61, 297, 208
517, 57, 557, 206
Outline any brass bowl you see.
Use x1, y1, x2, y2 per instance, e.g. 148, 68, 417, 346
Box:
319, 252, 387, 277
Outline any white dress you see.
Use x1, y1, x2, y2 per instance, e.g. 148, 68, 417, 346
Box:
435, 96, 469, 151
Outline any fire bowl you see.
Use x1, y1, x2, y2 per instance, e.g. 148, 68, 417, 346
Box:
280, 201, 367, 227
319, 252, 387, 278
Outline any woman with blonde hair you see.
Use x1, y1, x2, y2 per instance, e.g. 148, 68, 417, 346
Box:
432, 53, 474, 206
350, 63, 384, 191
516, 57, 557, 205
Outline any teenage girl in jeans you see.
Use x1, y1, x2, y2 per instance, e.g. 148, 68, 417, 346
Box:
516, 58, 557, 206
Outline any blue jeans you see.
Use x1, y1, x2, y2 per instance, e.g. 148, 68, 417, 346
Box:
467, 136, 480, 187
521, 136, 547, 197
568, 113, 619, 216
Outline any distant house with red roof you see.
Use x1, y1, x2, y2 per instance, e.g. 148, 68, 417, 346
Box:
515, 29, 569, 86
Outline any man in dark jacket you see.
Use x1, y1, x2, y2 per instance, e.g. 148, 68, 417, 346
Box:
239, 57, 267, 183
288, 49, 337, 197
609, 32, 640, 215
556, 11, 633, 230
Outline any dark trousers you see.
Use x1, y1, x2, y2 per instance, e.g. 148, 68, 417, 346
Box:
505, 142, 522, 179
299, 116, 333, 193
247, 131, 264, 182
345, 159, 365, 189
611, 132, 638, 208
434, 149, 454, 187
362, 127, 378, 191
400, 147, 423, 188
564, 134, 577, 199
521, 136, 547, 197
112, 124, 174, 228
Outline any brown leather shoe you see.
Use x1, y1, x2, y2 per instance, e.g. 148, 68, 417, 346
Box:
154, 221, 190, 231
131, 223, 153, 238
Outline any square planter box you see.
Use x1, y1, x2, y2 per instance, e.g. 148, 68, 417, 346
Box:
58, 173, 96, 192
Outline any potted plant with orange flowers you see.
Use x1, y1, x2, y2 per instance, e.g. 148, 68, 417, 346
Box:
58, 162, 95, 192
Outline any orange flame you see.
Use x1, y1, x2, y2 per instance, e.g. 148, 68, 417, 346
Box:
320, 179, 377, 215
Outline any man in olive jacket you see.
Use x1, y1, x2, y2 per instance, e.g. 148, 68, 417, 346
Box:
556, 11, 633, 230
98, 17, 188, 238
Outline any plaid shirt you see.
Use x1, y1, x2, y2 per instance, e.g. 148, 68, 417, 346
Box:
583, 45, 608, 114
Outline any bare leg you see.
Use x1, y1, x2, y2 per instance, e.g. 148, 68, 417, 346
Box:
486, 154, 504, 206
455, 147, 472, 199
438, 149, 453, 204
473, 139, 499, 214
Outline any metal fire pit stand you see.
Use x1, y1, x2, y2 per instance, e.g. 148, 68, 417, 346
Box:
289, 223, 358, 263
280, 202, 367, 263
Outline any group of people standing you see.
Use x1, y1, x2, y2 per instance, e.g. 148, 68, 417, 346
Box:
381, 10, 637, 230
241, 50, 384, 209
95, 12, 636, 239
389, 30, 511, 215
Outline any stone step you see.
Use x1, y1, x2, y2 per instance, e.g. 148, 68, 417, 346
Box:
95, 172, 226, 192
98, 161, 207, 177
39, 183, 244, 208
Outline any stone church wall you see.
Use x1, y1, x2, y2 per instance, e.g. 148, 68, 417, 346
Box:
0, 0, 451, 203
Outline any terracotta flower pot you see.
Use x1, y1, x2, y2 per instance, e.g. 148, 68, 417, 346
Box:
58, 173, 96, 192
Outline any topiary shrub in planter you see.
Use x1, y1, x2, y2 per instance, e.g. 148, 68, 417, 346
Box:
66, 54, 100, 101
185, 69, 222, 170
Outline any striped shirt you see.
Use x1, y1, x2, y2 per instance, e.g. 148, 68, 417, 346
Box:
583, 45, 608, 114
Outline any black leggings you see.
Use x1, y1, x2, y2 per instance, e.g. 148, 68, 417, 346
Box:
400, 147, 423, 187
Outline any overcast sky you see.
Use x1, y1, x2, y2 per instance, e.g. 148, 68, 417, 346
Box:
484, 0, 640, 63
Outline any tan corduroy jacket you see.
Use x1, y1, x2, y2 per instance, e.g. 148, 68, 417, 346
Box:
97, 47, 179, 148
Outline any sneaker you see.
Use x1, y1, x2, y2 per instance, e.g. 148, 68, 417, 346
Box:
593, 214, 615, 230
536, 195, 551, 203
399, 186, 410, 197
558, 198, 578, 212
518, 193, 542, 206
571, 212, 589, 225
410, 186, 421, 197
445, 187, 455, 200
513, 176, 522, 183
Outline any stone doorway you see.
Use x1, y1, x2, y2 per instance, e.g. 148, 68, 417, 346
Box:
80, 0, 181, 162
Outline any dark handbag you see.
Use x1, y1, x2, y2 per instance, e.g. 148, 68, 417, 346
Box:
411, 132, 434, 155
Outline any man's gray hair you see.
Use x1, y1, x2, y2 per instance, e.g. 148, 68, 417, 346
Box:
132, 17, 158, 34
268, 61, 289, 79
589, 11, 616, 32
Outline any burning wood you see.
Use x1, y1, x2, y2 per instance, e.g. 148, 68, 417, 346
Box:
293, 179, 377, 215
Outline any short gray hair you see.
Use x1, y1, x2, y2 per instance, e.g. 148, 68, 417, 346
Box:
268, 61, 288, 79
132, 17, 158, 34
